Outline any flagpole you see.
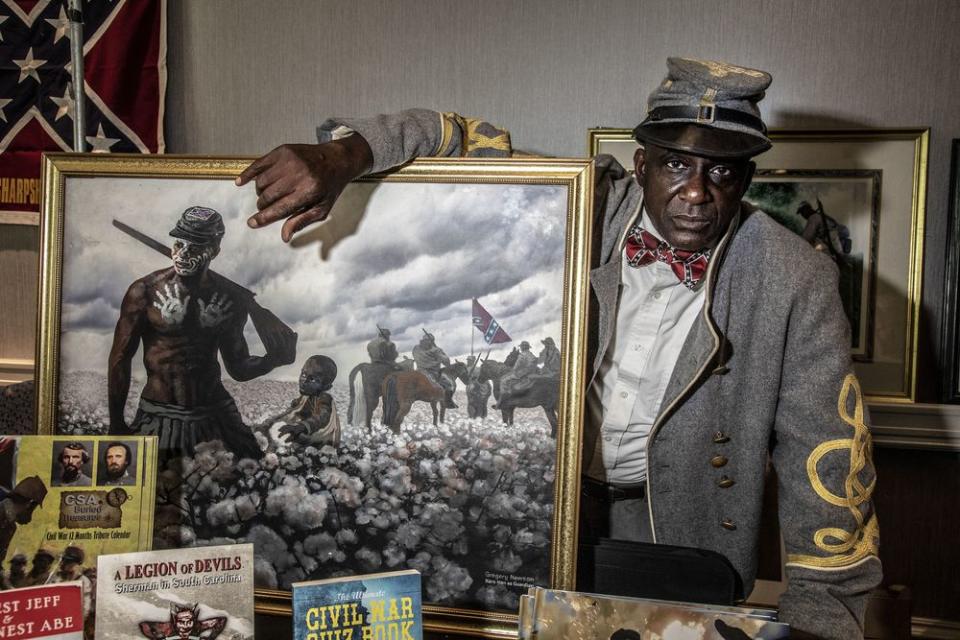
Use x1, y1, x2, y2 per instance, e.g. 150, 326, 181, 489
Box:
67, 0, 86, 151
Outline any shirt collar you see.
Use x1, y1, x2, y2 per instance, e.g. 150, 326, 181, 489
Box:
640, 207, 667, 242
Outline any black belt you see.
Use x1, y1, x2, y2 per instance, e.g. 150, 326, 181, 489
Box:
643, 105, 767, 134
581, 476, 646, 502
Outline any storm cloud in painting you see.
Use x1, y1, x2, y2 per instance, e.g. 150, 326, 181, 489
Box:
59, 177, 568, 380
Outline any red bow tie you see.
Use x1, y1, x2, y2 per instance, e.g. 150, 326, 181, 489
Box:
624, 227, 711, 289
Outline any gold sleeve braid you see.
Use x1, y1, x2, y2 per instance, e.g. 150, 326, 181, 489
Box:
787, 374, 880, 569
438, 112, 512, 157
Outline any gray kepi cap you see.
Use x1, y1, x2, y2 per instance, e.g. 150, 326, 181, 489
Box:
634, 57, 773, 159
170, 206, 226, 246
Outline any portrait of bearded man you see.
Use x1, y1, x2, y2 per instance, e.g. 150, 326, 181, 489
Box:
52, 442, 92, 487
98, 441, 137, 486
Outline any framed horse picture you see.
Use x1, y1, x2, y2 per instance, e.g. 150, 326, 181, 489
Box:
36, 153, 593, 637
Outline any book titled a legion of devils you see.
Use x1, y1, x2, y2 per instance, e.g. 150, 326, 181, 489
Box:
94, 543, 254, 640
292, 569, 422, 640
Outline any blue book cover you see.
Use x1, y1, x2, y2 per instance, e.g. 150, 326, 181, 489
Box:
292, 569, 422, 640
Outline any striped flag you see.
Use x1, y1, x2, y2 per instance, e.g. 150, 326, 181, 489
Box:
0, 0, 166, 220
472, 298, 511, 344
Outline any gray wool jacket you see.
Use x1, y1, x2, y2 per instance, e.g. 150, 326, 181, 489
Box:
319, 109, 882, 640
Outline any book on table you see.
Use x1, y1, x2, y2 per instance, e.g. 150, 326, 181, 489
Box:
292, 569, 423, 640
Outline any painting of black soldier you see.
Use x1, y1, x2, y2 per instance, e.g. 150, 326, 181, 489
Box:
40, 155, 589, 622
745, 169, 880, 361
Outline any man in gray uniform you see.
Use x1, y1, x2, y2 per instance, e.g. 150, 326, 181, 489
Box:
236, 58, 880, 640
412, 332, 456, 408
499, 340, 538, 397
367, 327, 399, 365
537, 337, 561, 377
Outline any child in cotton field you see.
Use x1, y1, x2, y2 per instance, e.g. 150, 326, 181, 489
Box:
269, 355, 341, 447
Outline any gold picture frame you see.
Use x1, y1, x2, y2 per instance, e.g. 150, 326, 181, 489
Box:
588, 127, 928, 403
37, 153, 593, 638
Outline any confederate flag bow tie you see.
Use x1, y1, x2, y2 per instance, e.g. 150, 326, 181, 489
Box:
624, 227, 712, 289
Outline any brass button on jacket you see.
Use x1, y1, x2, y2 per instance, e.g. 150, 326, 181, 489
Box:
713, 431, 730, 444
721, 518, 737, 530
711, 455, 728, 468
718, 476, 735, 488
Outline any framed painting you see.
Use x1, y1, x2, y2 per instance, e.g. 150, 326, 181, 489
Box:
942, 140, 960, 402
588, 127, 929, 402
36, 153, 594, 637
746, 168, 880, 362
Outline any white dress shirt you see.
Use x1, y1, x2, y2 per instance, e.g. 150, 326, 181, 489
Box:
585, 207, 706, 484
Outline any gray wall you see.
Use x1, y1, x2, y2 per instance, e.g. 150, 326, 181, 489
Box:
166, 0, 960, 398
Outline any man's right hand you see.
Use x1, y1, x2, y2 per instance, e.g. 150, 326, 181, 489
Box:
237, 134, 374, 243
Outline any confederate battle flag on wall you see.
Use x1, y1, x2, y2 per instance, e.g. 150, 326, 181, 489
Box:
0, 0, 166, 220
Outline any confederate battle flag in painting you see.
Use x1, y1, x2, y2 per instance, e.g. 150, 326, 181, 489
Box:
472, 297, 512, 345
0, 0, 165, 220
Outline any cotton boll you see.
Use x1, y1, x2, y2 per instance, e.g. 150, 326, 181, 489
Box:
281, 455, 303, 471
253, 557, 278, 589
383, 542, 406, 567
280, 566, 307, 587
206, 499, 238, 526
264, 479, 328, 529
234, 494, 261, 521
426, 556, 472, 603
246, 524, 293, 572
407, 551, 432, 574
335, 529, 358, 545
303, 532, 338, 562
394, 522, 426, 550
238, 458, 260, 477
355, 546, 382, 570
381, 465, 414, 496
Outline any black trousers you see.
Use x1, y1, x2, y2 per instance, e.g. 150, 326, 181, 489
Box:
578, 479, 653, 543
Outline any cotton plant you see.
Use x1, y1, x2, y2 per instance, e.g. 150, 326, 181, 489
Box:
153, 382, 558, 607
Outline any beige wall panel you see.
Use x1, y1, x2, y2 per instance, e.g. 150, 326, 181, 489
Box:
0, 225, 39, 384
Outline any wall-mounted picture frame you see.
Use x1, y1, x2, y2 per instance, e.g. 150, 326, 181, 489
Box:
37, 153, 594, 637
941, 140, 960, 403
588, 127, 929, 403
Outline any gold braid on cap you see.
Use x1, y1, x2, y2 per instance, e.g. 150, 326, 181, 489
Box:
691, 58, 768, 79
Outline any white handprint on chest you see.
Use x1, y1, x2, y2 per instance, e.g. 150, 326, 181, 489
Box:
153, 283, 190, 326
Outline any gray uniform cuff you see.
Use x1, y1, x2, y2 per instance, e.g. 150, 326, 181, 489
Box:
317, 108, 444, 174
